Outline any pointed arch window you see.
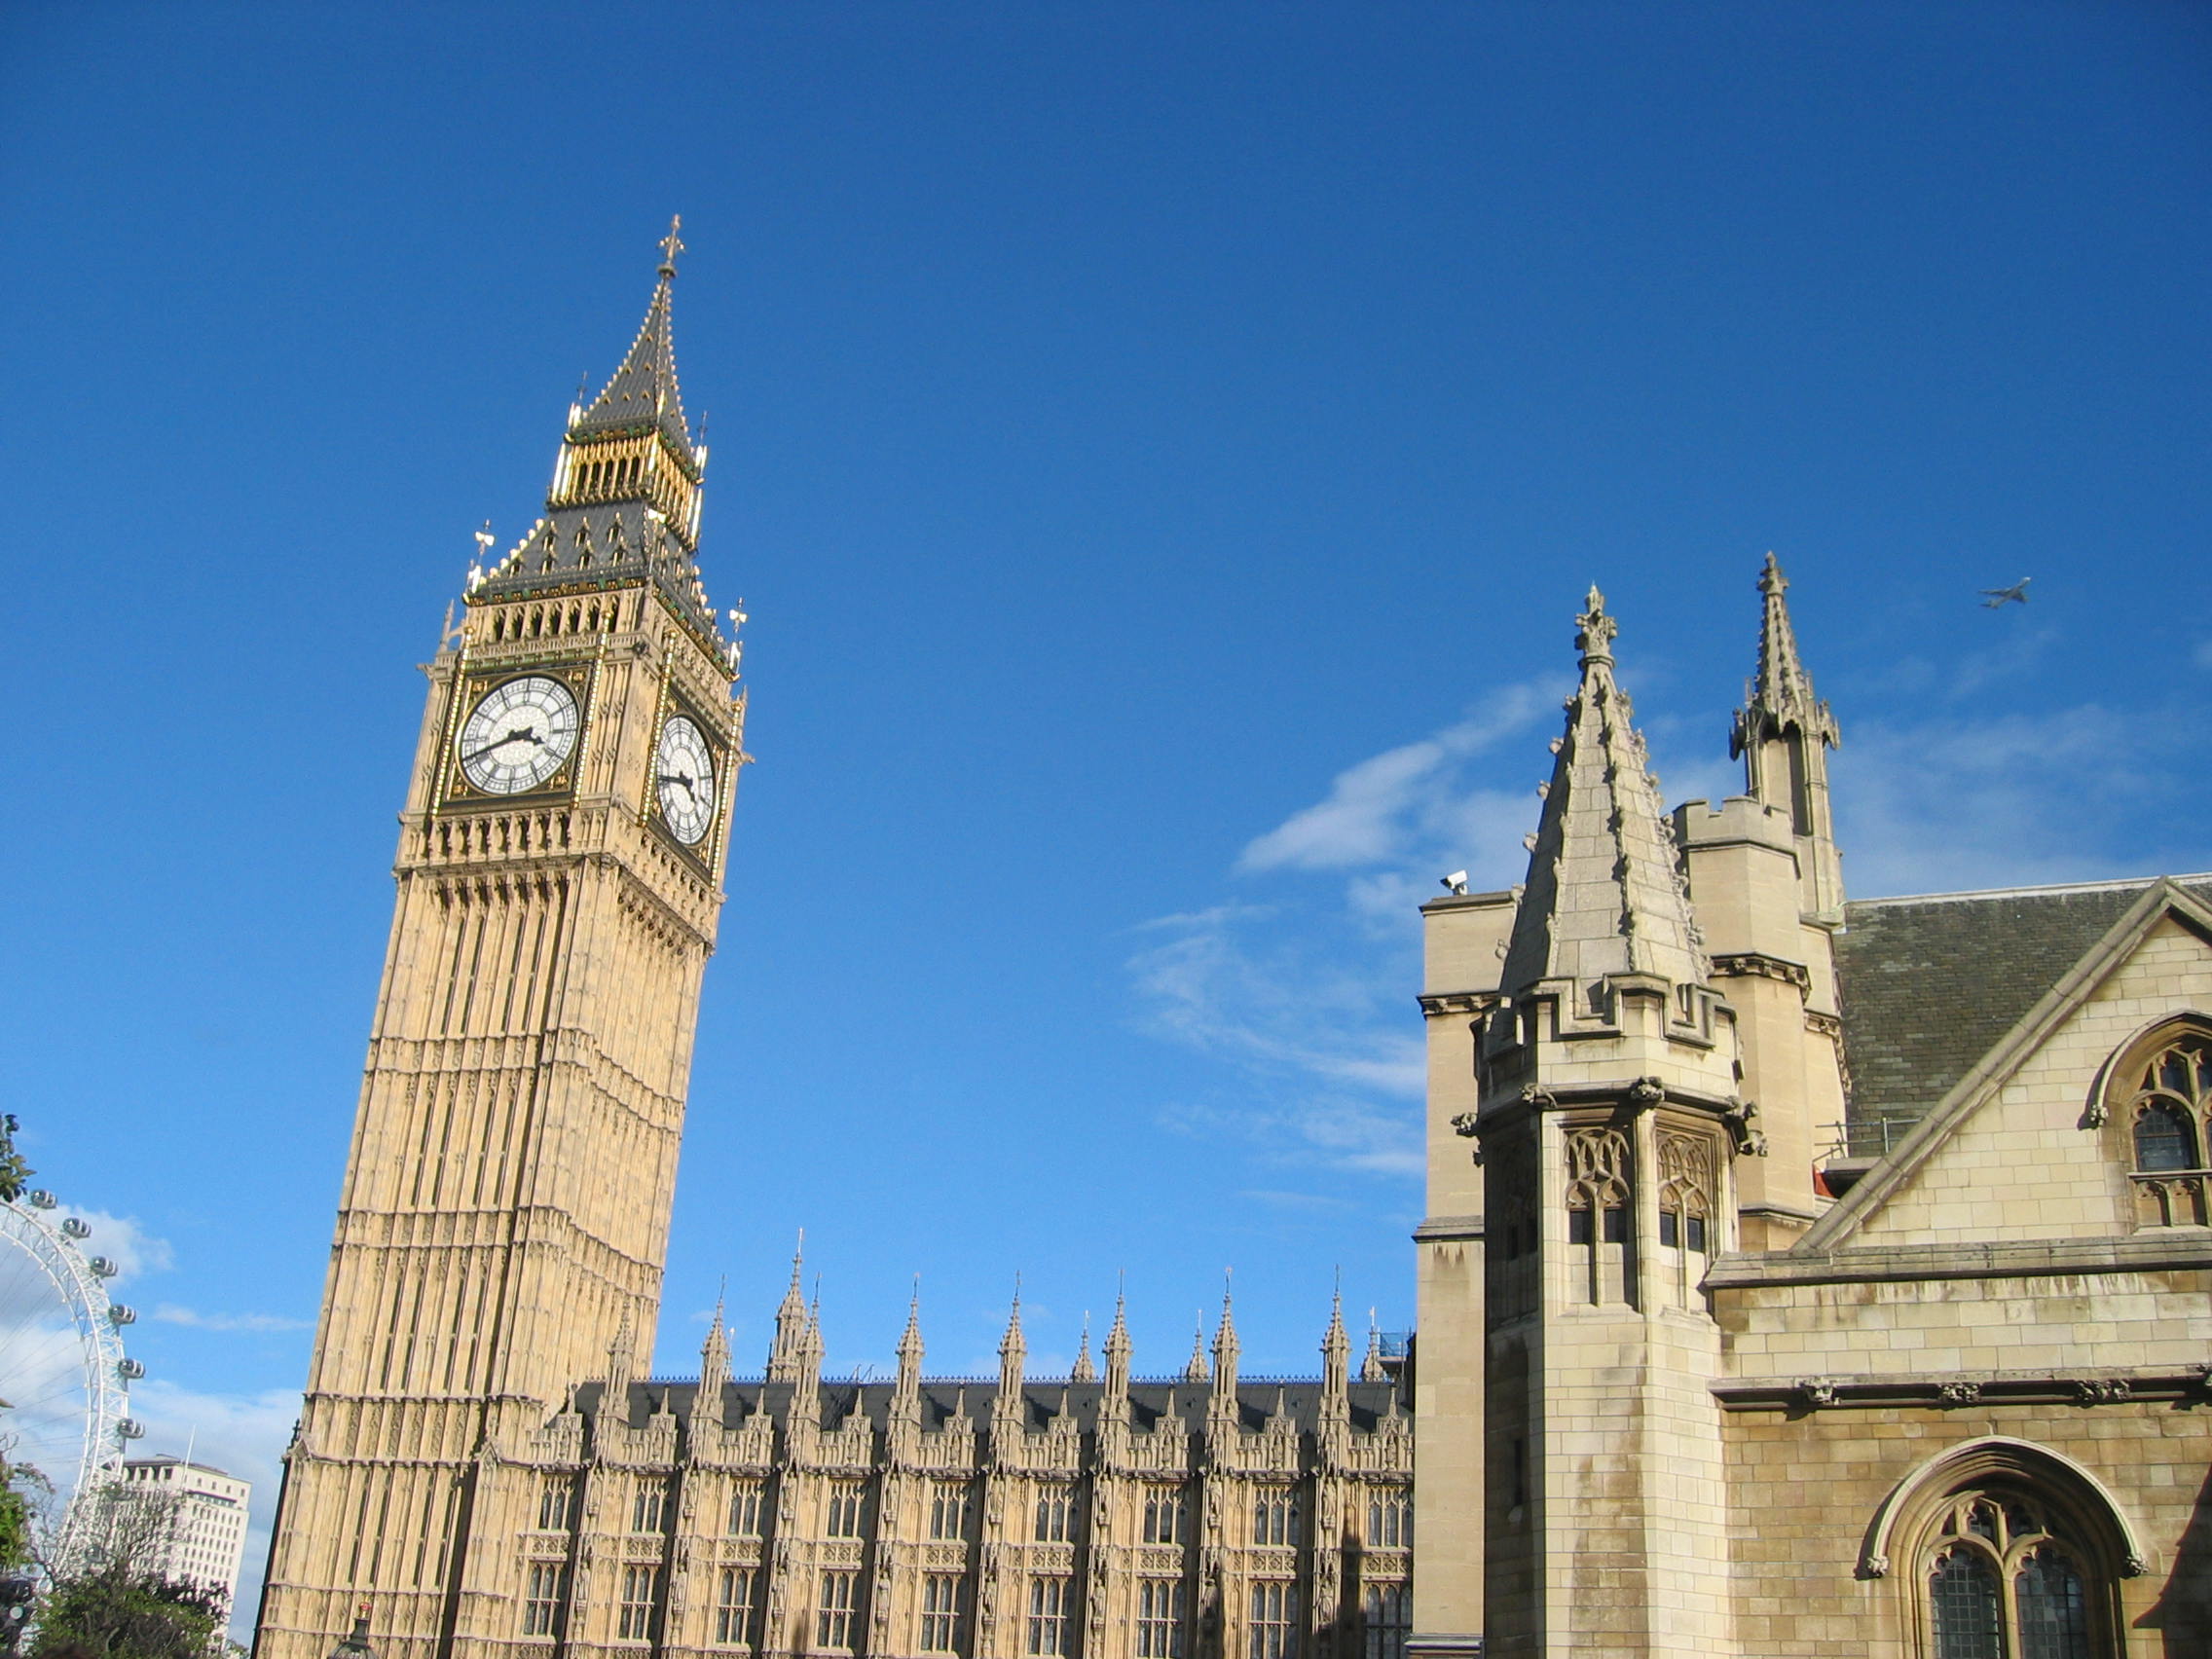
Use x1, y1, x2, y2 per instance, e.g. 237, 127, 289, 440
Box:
2109, 1024, 2212, 1225
1868, 1442, 2133, 1659
1563, 1126, 1633, 1305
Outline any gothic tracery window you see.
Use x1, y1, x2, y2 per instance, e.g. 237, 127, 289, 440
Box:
1920, 1492, 2102, 1659
2117, 1029, 2212, 1225
1564, 1126, 1633, 1304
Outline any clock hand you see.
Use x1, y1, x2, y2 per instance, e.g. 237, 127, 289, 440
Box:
461, 724, 544, 765
658, 771, 696, 798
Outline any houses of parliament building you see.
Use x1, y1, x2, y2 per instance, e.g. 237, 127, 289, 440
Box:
254, 230, 2209, 1659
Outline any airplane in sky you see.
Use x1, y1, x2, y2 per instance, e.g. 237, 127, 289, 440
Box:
1980, 578, 2031, 608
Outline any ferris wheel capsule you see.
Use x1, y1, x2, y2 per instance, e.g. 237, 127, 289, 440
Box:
108, 1305, 135, 1326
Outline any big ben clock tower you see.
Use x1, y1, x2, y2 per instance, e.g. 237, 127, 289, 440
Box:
256, 222, 746, 1659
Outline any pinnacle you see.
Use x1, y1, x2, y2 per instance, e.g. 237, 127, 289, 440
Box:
1499, 586, 1708, 997
1734, 551, 1839, 756
1183, 1315, 1209, 1383
1071, 1314, 1096, 1383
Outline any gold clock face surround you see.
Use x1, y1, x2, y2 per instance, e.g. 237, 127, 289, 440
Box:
457, 674, 582, 795
653, 713, 717, 846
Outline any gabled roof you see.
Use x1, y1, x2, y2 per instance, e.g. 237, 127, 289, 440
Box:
1801, 877, 2212, 1254
1835, 873, 2212, 1124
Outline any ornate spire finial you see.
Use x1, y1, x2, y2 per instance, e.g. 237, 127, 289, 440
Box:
1575, 585, 1617, 661
658, 214, 685, 278
1758, 549, 1787, 598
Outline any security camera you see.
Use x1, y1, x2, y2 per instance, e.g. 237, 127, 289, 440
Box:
1441, 871, 1469, 895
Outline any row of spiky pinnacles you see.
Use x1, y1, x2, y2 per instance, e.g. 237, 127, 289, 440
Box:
506, 1259, 1414, 1659
256, 226, 747, 1659
1414, 562, 1849, 1659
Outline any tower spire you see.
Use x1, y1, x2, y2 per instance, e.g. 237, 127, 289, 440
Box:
1731, 552, 1844, 919
476, 221, 719, 642
1498, 587, 1708, 999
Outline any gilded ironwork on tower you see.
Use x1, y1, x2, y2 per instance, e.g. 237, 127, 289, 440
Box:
255, 222, 747, 1659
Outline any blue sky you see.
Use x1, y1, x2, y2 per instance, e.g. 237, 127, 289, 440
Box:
3, 0, 2209, 1628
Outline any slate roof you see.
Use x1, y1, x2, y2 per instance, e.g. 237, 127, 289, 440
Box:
1834, 874, 2212, 1125
574, 1377, 1408, 1440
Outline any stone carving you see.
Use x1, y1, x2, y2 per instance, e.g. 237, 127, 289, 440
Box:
1721, 1098, 1769, 1157
1858, 1553, 1890, 1580
1450, 1110, 1483, 1163
1628, 1076, 1666, 1108
1792, 1378, 1839, 1409
1936, 1381, 1981, 1408
2072, 1378, 2132, 1405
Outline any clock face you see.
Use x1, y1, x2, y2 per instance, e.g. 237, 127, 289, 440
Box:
457, 675, 581, 795
653, 714, 717, 846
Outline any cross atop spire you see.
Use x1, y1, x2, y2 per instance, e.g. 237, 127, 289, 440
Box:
658, 214, 685, 278
1498, 586, 1708, 998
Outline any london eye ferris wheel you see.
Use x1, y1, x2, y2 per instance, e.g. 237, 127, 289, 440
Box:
0, 1182, 144, 1574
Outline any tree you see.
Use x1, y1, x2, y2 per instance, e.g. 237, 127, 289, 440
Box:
27, 1568, 224, 1659
0, 1116, 32, 1205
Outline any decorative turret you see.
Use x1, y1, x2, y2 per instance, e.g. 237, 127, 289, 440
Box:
766, 1236, 809, 1383
1498, 587, 1709, 1000
1731, 552, 1844, 921
1182, 1315, 1209, 1384
1102, 1288, 1131, 1407
1208, 1279, 1240, 1432
1361, 1314, 1387, 1384
696, 1300, 730, 1430
798, 1291, 825, 1398
604, 1310, 636, 1424
1321, 1287, 1350, 1410
472, 218, 725, 649
1472, 585, 1747, 1653
1071, 1313, 1096, 1384
894, 1281, 925, 1418
994, 1284, 1027, 1433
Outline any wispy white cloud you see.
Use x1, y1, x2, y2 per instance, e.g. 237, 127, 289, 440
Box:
1832, 702, 2199, 897
1128, 681, 1568, 1178
152, 1305, 313, 1334
1236, 682, 1559, 877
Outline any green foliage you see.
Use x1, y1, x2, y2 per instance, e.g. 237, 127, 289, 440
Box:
0, 1477, 29, 1572
28, 1567, 225, 1659
0, 1115, 31, 1205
